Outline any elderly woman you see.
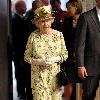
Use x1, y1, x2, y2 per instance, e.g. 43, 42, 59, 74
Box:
24, 5, 68, 100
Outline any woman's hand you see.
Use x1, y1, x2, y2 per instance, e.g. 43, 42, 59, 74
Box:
31, 58, 54, 66
47, 56, 61, 63
31, 59, 46, 66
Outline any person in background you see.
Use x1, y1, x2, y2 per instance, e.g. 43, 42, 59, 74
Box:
24, 5, 68, 100
41, 0, 49, 5
63, 1, 82, 100
12, 0, 27, 99
50, 0, 70, 32
25, 0, 44, 33
25, 0, 49, 34
75, 0, 100, 99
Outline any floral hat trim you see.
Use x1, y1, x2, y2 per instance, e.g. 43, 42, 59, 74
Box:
34, 5, 52, 19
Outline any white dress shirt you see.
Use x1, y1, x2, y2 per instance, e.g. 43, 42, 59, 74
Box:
96, 6, 100, 21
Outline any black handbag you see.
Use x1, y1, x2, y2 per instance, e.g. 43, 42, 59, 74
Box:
56, 68, 69, 87
56, 33, 69, 87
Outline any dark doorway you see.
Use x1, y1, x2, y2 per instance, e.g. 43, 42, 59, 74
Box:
0, 0, 12, 100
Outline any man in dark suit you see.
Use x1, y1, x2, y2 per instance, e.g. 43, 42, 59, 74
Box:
12, 0, 27, 99
75, 0, 100, 99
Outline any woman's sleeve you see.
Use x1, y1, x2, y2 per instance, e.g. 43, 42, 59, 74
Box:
60, 32, 68, 63
24, 33, 34, 64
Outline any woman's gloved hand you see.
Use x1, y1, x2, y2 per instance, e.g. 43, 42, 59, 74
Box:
47, 56, 61, 64
31, 58, 53, 66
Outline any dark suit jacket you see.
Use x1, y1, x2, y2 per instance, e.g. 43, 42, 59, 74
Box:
75, 7, 100, 76
12, 13, 27, 60
25, 9, 37, 33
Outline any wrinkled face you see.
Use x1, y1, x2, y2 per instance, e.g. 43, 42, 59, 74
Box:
96, 0, 100, 8
68, 5, 77, 15
38, 19, 52, 32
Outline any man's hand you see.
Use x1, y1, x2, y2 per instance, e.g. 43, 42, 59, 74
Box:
78, 67, 88, 79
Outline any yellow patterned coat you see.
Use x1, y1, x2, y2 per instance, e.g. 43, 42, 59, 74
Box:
24, 29, 68, 100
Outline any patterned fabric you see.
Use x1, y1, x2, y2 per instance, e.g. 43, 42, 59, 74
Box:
24, 29, 68, 100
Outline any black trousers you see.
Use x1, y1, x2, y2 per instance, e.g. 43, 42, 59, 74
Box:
14, 59, 26, 96
82, 73, 100, 100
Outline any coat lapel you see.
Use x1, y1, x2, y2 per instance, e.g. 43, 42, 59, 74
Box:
90, 7, 100, 32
